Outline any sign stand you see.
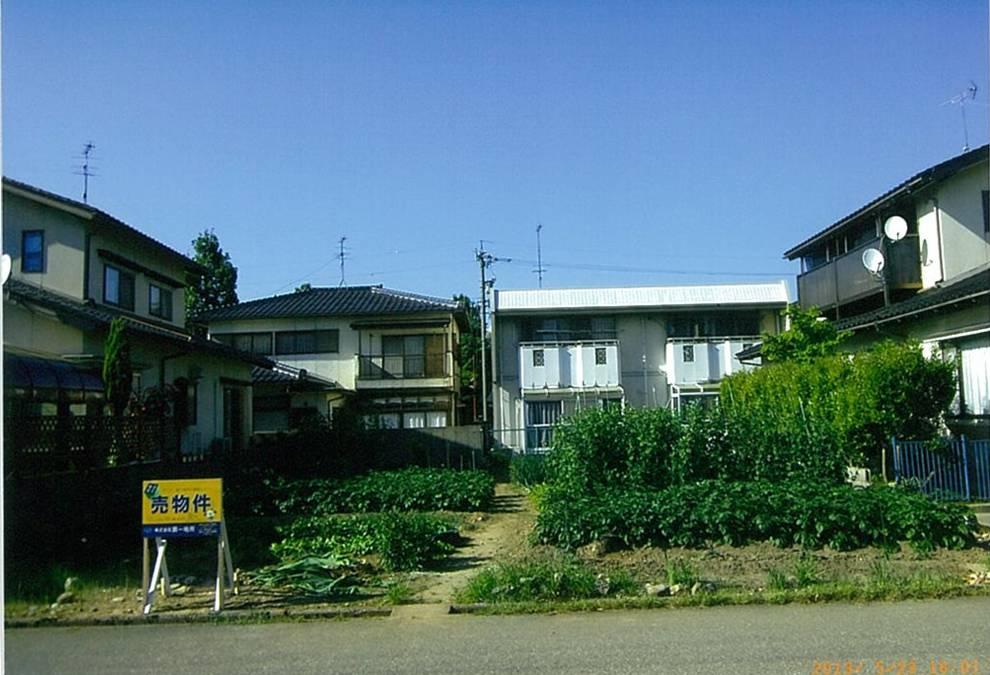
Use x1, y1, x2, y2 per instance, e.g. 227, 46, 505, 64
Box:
141, 478, 235, 615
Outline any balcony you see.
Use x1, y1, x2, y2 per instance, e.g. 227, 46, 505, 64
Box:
666, 338, 759, 386
520, 341, 620, 390
356, 352, 453, 390
797, 236, 921, 311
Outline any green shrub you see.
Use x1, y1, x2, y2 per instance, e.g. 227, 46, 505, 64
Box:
275, 468, 495, 515
271, 512, 458, 571
546, 407, 681, 493
535, 479, 977, 552
510, 454, 547, 487
457, 556, 637, 603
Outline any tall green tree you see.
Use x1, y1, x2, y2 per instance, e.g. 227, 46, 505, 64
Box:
454, 294, 485, 420
761, 305, 849, 364
102, 317, 133, 416
185, 229, 239, 319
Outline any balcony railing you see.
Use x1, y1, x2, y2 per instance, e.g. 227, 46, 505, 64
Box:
666, 337, 760, 385
358, 353, 450, 380
520, 340, 620, 390
797, 235, 921, 310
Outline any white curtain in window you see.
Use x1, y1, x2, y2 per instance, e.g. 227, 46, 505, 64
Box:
427, 411, 448, 428
403, 412, 427, 429
960, 343, 990, 415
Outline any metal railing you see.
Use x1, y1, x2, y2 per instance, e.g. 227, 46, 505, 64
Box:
892, 436, 990, 500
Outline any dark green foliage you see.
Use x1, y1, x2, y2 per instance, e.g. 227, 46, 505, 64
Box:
722, 340, 956, 472
271, 512, 458, 571
509, 453, 547, 487
535, 480, 977, 552
185, 229, 238, 320
761, 305, 849, 364
274, 468, 495, 515
248, 556, 359, 596
546, 407, 681, 493
101, 317, 132, 416
457, 557, 637, 603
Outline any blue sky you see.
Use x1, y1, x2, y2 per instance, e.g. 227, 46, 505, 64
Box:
4, 1, 988, 302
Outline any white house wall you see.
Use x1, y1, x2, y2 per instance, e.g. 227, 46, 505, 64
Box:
929, 163, 990, 283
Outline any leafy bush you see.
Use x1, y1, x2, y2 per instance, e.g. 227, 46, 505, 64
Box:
510, 454, 547, 487
457, 556, 637, 603
275, 468, 495, 515
535, 480, 977, 552
546, 407, 681, 493
248, 555, 359, 596
271, 512, 458, 571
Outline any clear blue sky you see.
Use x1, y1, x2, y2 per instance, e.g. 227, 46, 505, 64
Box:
4, 1, 988, 302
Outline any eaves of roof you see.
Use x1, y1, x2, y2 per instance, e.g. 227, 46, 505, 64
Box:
196, 285, 462, 323
2, 177, 205, 274
834, 268, 990, 332
783, 145, 990, 260
5, 279, 273, 368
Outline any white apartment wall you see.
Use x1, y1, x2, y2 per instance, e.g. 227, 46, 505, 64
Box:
2, 192, 87, 298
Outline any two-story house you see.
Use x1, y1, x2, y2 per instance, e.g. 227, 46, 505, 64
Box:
491, 282, 789, 452
196, 286, 468, 432
783, 144, 990, 438
2, 178, 271, 461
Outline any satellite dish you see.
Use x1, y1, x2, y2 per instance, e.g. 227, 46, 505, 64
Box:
862, 248, 885, 275
1, 254, 11, 285
883, 215, 908, 242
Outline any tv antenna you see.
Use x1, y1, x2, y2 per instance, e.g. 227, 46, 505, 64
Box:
942, 81, 978, 151
73, 142, 97, 203
534, 224, 546, 288
337, 236, 348, 286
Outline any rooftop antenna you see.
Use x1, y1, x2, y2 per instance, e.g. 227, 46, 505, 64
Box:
73, 142, 97, 203
338, 236, 348, 286
534, 224, 546, 288
942, 81, 978, 151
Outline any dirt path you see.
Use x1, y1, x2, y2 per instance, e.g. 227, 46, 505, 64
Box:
408, 483, 535, 604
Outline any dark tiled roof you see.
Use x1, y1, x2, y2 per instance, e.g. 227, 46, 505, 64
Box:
6, 279, 273, 368
197, 285, 460, 322
251, 365, 344, 391
784, 145, 989, 259
2, 177, 203, 273
835, 268, 990, 332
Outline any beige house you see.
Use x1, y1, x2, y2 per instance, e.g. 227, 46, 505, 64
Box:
784, 144, 990, 438
492, 282, 789, 452
2, 178, 271, 462
197, 286, 468, 432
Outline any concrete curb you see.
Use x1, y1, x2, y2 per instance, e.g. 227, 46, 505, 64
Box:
5, 606, 392, 629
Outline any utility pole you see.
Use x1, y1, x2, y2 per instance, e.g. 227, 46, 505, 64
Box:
535, 224, 546, 288
475, 242, 511, 426
338, 237, 348, 286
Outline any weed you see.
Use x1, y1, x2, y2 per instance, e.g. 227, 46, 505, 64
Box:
665, 558, 700, 587
384, 582, 414, 605
767, 568, 789, 591
793, 554, 820, 588
457, 556, 636, 604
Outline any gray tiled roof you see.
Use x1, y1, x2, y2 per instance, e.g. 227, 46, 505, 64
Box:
3, 177, 203, 272
784, 145, 989, 259
5, 279, 273, 368
835, 268, 990, 332
197, 285, 459, 322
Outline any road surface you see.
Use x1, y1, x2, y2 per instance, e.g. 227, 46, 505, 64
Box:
6, 598, 989, 674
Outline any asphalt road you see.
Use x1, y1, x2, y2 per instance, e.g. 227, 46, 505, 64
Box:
6, 598, 990, 675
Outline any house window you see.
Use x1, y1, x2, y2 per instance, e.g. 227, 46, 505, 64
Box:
525, 400, 562, 452
275, 330, 339, 355
215, 332, 274, 355
149, 284, 173, 320
982, 190, 989, 234
403, 412, 427, 429
21, 230, 45, 272
683, 345, 695, 363
104, 264, 135, 310
381, 334, 445, 378
595, 347, 607, 365
958, 340, 990, 416
427, 411, 448, 428
533, 349, 545, 367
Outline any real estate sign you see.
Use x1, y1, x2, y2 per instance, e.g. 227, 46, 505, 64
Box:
141, 478, 223, 538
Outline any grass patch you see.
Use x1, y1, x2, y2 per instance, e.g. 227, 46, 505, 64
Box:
383, 582, 414, 605
665, 558, 700, 587
457, 556, 637, 604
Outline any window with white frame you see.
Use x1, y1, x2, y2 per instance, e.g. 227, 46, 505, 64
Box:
525, 400, 562, 451
959, 340, 990, 416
